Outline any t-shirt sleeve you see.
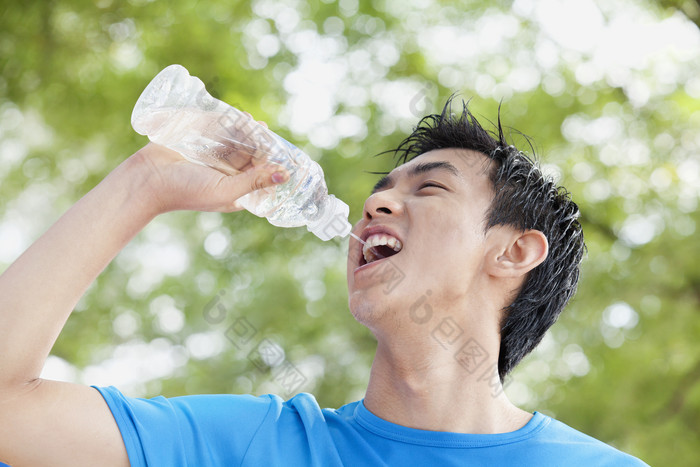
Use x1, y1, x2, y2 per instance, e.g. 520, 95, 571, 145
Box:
94, 385, 274, 467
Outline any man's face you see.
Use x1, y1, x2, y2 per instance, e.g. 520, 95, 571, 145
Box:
346, 148, 496, 334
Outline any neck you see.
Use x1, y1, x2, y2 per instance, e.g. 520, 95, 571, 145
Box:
363, 331, 531, 434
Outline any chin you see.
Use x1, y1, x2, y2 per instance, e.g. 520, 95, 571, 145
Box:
348, 290, 386, 327
349, 284, 414, 332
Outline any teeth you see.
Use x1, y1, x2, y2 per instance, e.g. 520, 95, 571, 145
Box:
361, 234, 403, 264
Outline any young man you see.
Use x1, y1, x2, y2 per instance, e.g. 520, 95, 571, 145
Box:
0, 100, 647, 466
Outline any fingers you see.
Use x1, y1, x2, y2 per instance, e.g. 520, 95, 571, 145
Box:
222, 163, 289, 211
242, 111, 268, 128
246, 164, 288, 190
217, 143, 259, 171
238, 111, 270, 167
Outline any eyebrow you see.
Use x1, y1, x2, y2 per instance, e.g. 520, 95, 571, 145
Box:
371, 161, 461, 194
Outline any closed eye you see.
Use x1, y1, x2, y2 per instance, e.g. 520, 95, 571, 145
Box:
418, 182, 446, 191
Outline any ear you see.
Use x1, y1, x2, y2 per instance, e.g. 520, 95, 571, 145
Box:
486, 228, 549, 278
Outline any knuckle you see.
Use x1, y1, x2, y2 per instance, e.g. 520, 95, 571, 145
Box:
250, 173, 269, 191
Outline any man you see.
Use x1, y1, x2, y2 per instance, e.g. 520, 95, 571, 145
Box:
0, 99, 647, 465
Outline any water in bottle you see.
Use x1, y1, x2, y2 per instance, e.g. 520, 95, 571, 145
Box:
131, 64, 352, 241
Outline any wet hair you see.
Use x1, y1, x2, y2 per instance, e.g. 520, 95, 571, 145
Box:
385, 96, 585, 381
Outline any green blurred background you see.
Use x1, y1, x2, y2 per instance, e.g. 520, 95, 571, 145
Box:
1, 0, 699, 464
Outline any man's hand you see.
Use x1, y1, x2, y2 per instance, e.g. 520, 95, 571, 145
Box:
130, 141, 289, 215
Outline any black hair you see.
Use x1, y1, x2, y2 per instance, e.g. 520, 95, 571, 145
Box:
386, 96, 585, 381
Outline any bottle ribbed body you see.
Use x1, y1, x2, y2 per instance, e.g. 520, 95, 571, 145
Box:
131, 65, 351, 240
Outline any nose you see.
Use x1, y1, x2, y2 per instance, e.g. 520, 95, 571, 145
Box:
363, 189, 404, 221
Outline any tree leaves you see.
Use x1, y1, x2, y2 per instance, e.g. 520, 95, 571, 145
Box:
1, 1, 698, 464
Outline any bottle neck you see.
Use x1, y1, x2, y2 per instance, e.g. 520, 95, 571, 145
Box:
307, 195, 351, 241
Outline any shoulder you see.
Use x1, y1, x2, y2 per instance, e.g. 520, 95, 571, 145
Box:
534, 413, 649, 466
97, 384, 277, 421
273, 392, 361, 425
95, 385, 284, 465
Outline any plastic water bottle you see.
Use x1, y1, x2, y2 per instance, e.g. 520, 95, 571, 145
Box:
131, 64, 352, 241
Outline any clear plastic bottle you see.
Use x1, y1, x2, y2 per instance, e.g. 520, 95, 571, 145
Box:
131, 64, 352, 241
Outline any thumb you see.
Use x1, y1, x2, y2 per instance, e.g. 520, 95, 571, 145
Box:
223, 164, 290, 211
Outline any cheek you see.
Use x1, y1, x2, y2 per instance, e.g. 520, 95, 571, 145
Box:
418, 203, 483, 252
411, 216, 484, 285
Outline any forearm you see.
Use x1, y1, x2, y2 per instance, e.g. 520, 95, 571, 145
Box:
0, 153, 159, 388
0, 137, 287, 391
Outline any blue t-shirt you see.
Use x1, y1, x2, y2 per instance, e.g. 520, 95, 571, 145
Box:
95, 386, 647, 466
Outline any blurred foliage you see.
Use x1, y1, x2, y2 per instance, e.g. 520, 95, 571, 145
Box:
1, 0, 699, 465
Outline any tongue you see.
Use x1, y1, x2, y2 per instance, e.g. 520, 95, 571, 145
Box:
372, 245, 398, 260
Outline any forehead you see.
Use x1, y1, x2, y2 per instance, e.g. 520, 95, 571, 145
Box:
386, 148, 492, 185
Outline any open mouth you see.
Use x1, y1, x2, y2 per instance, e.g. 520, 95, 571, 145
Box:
358, 233, 403, 267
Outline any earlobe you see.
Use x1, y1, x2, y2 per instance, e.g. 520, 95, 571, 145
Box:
488, 229, 549, 278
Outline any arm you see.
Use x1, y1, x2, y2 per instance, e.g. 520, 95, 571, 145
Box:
0, 142, 288, 466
